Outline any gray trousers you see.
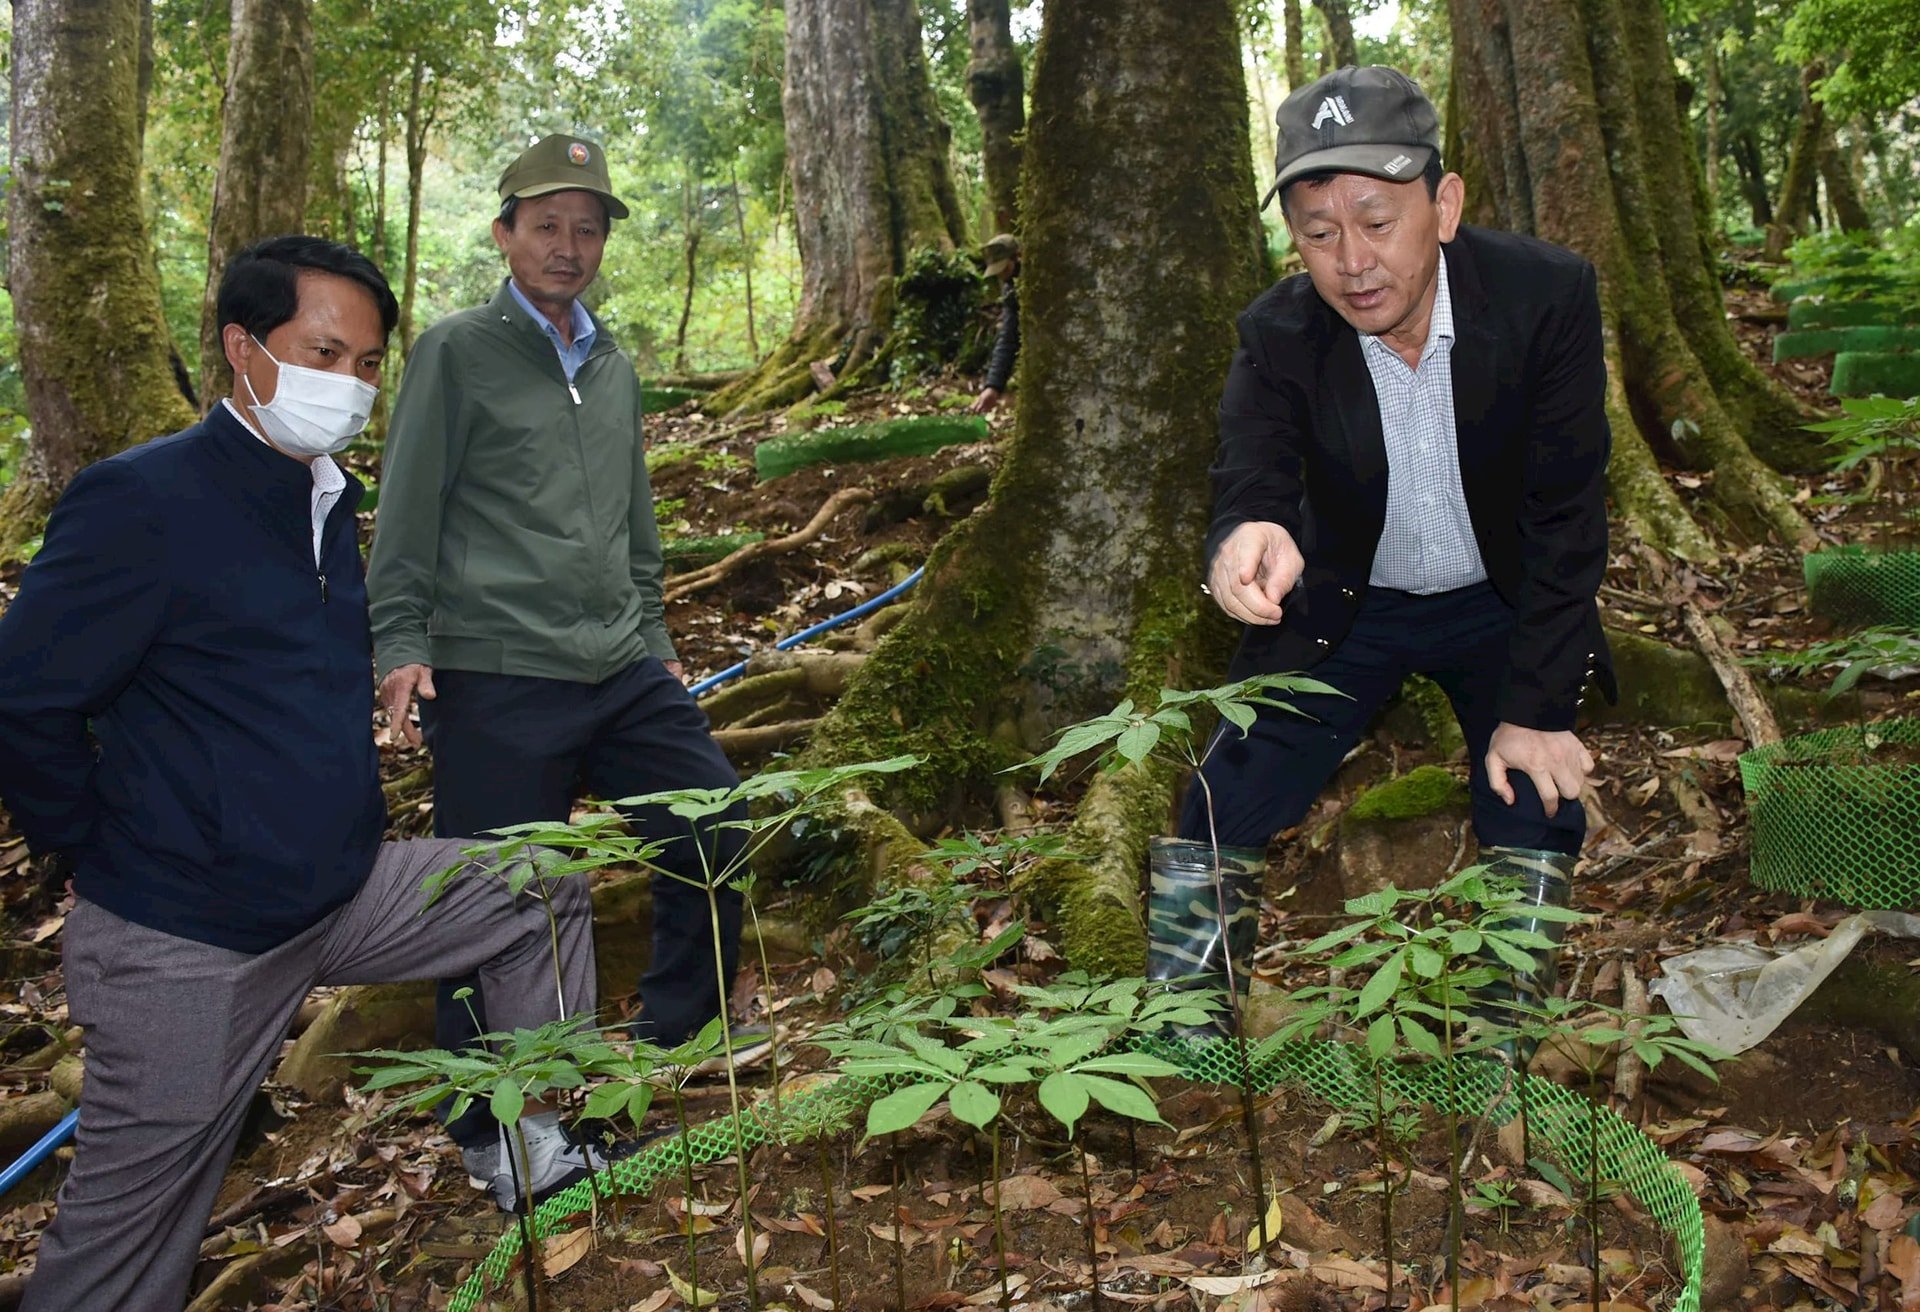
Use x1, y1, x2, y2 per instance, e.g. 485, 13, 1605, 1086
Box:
23, 839, 596, 1312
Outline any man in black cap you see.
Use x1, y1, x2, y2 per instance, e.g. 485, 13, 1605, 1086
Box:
367, 134, 764, 1207
1146, 67, 1617, 1028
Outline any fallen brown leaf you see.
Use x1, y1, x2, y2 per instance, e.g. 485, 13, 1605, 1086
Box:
321, 1215, 362, 1248
542, 1227, 592, 1277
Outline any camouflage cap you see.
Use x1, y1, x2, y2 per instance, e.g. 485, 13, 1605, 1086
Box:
982, 233, 1021, 277
497, 133, 630, 220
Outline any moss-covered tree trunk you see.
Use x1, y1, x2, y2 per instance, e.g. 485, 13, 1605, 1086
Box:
709, 0, 968, 413
1, 0, 198, 554
398, 55, 432, 357
197, 0, 316, 407
1449, 0, 1817, 559
1281, 0, 1307, 88
1817, 122, 1872, 233
1765, 63, 1822, 261
1311, 0, 1357, 68
965, 0, 1025, 238
801, 0, 1263, 971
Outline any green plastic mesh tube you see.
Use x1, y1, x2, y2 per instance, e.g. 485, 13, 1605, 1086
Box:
449, 1040, 1703, 1312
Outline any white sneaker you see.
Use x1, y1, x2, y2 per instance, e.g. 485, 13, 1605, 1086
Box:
468, 1114, 611, 1213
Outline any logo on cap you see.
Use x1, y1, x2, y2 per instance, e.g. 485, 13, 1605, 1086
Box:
1382, 153, 1414, 176
568, 142, 591, 166
1311, 95, 1354, 130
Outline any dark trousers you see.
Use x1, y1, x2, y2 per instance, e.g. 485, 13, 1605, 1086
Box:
422, 657, 745, 1148
1178, 581, 1585, 854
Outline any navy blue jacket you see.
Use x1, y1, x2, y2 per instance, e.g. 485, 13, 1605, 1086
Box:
0, 406, 386, 952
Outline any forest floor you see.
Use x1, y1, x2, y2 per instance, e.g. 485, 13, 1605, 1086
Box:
3, 273, 1920, 1312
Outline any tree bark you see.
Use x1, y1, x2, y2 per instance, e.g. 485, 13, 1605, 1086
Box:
1281, 0, 1307, 89
1817, 122, 1872, 233
675, 164, 702, 374
1, 0, 199, 553
730, 161, 761, 359
398, 56, 431, 358
1765, 63, 1822, 261
1702, 19, 1720, 215
1450, 0, 1816, 560
197, 0, 316, 407
1731, 129, 1773, 230
965, 0, 1025, 238
710, 0, 969, 413
800, 0, 1263, 970
1311, 0, 1357, 69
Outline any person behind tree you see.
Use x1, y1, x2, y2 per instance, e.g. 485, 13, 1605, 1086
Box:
970, 232, 1022, 413
1149, 66, 1618, 1033
0, 237, 601, 1312
366, 134, 767, 1209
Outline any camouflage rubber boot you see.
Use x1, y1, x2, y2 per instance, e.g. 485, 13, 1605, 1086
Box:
1146, 837, 1265, 1042
1470, 845, 1577, 1058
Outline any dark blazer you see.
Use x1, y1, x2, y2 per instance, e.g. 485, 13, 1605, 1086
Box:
0, 406, 386, 952
1206, 223, 1617, 732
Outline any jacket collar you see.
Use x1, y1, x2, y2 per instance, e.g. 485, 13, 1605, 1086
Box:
485, 279, 618, 365
200, 401, 366, 518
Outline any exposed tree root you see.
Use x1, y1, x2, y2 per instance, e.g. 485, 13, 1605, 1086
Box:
663, 488, 875, 603
714, 718, 821, 757
1636, 545, 1783, 746
1016, 760, 1170, 975
701, 653, 868, 728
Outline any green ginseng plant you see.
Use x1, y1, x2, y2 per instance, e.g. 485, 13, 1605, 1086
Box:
354, 1007, 626, 1312
457, 754, 922, 1311
1011, 674, 1341, 1252
1530, 996, 1725, 1312
1006, 1004, 1183, 1312
1002, 971, 1225, 1177
762, 1089, 857, 1312
1279, 868, 1588, 1310
575, 1017, 726, 1301
424, 829, 663, 1022
816, 1013, 1037, 1308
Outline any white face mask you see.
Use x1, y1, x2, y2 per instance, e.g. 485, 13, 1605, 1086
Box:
243, 337, 379, 458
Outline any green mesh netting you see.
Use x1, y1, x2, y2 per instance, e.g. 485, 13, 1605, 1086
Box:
1804, 548, 1920, 628
1739, 718, 1920, 906
449, 1041, 1704, 1312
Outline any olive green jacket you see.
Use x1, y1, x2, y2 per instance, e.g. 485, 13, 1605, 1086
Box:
367, 281, 674, 684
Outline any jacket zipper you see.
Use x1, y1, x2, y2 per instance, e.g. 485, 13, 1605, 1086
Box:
319, 573, 329, 604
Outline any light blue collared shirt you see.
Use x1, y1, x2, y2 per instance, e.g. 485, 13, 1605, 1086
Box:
506, 279, 597, 382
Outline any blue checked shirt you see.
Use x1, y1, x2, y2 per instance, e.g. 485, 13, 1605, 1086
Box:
1362, 257, 1488, 594
506, 278, 597, 382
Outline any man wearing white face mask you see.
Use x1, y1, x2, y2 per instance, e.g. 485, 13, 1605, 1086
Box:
0, 236, 601, 1312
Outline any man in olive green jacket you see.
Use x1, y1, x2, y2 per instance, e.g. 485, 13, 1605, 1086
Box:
367, 134, 755, 1204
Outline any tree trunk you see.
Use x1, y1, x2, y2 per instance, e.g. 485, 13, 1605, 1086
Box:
1702, 19, 1720, 216
373, 80, 390, 269
1450, 0, 1816, 560
1, 0, 199, 553
674, 164, 702, 374
1731, 129, 1773, 230
730, 161, 760, 359
1281, 0, 1307, 89
198, 0, 316, 407
800, 0, 1263, 971
398, 56, 431, 358
1817, 123, 1872, 233
709, 0, 969, 413
1311, 0, 1357, 69
965, 0, 1025, 237
1765, 63, 1822, 261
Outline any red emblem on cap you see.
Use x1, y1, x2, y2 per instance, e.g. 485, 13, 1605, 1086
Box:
568, 143, 590, 166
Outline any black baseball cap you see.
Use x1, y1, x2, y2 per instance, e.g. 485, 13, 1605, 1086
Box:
1262, 66, 1442, 209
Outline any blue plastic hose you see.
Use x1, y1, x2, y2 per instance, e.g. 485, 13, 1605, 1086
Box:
0, 1108, 78, 1197
687, 566, 923, 697
0, 569, 923, 1199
